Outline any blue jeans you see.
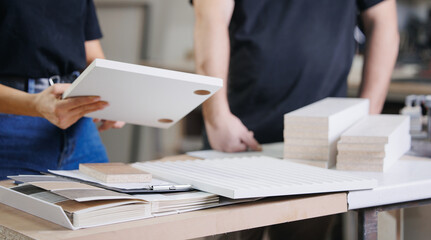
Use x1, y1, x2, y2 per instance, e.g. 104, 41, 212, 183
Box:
0, 114, 108, 180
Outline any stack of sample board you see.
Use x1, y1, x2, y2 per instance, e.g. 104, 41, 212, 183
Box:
283, 98, 369, 168
336, 115, 411, 172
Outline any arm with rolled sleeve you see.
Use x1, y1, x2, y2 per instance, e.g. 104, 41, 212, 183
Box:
193, 0, 261, 152
359, 0, 399, 114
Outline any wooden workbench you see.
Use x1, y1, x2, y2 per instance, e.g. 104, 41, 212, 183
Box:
0, 190, 346, 240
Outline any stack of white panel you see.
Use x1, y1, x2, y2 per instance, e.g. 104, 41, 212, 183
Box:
336, 115, 411, 172
283, 98, 369, 168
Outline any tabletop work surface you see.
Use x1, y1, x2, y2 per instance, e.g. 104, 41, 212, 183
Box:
0, 189, 346, 240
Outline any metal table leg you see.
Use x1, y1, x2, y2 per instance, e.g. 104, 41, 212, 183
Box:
356, 198, 431, 240
358, 208, 378, 240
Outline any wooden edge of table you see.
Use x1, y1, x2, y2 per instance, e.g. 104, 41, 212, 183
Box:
0, 188, 346, 240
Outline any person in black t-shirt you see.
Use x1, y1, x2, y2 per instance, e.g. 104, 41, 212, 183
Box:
0, 0, 124, 179
193, 0, 399, 153
192, 0, 398, 239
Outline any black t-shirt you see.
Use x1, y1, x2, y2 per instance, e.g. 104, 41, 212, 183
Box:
227, 0, 383, 143
0, 0, 102, 78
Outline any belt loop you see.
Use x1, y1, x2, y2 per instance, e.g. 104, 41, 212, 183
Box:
28, 78, 35, 93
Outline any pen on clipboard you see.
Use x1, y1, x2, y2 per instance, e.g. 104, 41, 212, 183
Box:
151, 184, 192, 191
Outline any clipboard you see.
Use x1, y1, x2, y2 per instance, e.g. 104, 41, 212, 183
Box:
10, 172, 192, 193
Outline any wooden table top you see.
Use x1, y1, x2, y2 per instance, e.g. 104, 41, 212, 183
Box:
0, 184, 346, 240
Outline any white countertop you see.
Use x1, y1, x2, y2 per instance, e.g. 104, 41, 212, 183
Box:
347, 155, 431, 209
189, 143, 431, 210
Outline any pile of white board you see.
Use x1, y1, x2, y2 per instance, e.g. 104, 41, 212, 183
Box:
336, 115, 411, 172
283, 98, 369, 168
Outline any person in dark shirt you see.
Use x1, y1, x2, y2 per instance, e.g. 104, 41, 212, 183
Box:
0, 0, 124, 179
192, 0, 399, 239
193, 0, 399, 153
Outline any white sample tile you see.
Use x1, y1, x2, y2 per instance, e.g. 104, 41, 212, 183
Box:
283, 137, 330, 147
63, 59, 222, 128
283, 98, 369, 168
340, 115, 410, 144
284, 151, 330, 161
336, 156, 385, 165
134, 156, 377, 199
284, 136, 338, 167
338, 136, 411, 172
337, 141, 388, 152
336, 115, 411, 172
337, 151, 386, 158
284, 97, 369, 139
284, 124, 329, 134
285, 158, 331, 168
336, 163, 385, 172
283, 144, 329, 154
283, 129, 331, 139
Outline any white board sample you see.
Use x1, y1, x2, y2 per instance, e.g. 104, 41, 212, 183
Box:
339, 115, 410, 144
337, 142, 388, 152
133, 156, 377, 199
63, 59, 222, 128
283, 98, 369, 168
285, 158, 331, 168
283, 137, 330, 147
336, 115, 411, 172
284, 97, 369, 139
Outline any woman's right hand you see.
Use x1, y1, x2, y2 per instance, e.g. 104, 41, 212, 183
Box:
33, 84, 108, 129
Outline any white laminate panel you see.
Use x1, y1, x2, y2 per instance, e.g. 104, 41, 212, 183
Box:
347, 155, 431, 209
63, 59, 222, 128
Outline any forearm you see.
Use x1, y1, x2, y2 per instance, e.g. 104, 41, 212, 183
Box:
0, 84, 39, 116
194, 0, 234, 126
85, 39, 105, 65
360, 31, 399, 114
359, 0, 399, 114
195, 25, 230, 123
195, 29, 230, 124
